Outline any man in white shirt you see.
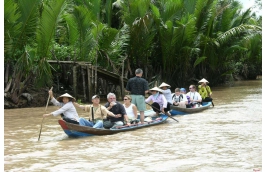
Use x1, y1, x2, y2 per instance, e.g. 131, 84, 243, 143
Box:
172, 88, 188, 108
186, 85, 202, 107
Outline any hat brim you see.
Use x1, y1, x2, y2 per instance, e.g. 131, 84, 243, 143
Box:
150, 87, 163, 93
56, 93, 76, 102
92, 95, 100, 100
159, 83, 171, 88
159, 85, 171, 88
57, 97, 76, 102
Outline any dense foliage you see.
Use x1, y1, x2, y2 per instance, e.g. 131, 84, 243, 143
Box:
4, 0, 262, 104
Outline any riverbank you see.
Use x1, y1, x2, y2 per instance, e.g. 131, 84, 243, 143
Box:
4, 76, 262, 109
4, 86, 108, 109
4, 87, 49, 109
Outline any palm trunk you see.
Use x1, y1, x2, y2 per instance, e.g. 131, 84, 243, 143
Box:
9, 71, 34, 104
4, 63, 10, 87
81, 67, 86, 101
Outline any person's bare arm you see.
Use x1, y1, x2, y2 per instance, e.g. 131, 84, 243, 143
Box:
132, 104, 138, 119
124, 115, 131, 126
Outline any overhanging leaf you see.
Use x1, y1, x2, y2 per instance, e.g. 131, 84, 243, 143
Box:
193, 56, 207, 67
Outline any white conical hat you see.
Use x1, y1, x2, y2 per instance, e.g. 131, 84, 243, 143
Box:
150, 86, 163, 93
57, 93, 76, 102
159, 82, 171, 88
198, 78, 209, 83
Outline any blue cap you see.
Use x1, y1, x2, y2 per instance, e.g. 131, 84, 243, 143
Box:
180, 88, 186, 92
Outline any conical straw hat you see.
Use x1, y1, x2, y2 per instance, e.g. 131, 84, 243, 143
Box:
159, 82, 171, 88
57, 93, 76, 102
150, 86, 163, 93
198, 78, 209, 83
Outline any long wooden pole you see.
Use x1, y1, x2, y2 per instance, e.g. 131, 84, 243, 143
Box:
145, 102, 179, 122
38, 87, 53, 141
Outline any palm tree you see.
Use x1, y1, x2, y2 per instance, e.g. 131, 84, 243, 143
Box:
4, 0, 68, 103
4, 0, 262, 105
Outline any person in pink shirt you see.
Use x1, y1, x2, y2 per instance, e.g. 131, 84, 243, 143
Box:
145, 86, 171, 116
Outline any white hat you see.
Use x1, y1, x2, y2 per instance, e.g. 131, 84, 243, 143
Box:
150, 86, 163, 93
198, 78, 209, 83
57, 93, 76, 102
92, 95, 100, 100
159, 82, 171, 88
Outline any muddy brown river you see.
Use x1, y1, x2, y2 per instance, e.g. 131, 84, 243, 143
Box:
4, 80, 262, 172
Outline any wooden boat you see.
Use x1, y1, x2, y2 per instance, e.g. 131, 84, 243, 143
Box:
58, 114, 168, 137
170, 102, 212, 115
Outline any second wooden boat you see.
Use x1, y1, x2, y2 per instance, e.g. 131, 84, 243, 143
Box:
170, 102, 212, 115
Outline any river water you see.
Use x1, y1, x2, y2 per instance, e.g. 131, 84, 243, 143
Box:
4, 80, 262, 172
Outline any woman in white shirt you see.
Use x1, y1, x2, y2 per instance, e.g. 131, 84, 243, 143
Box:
43, 91, 80, 124
123, 95, 138, 125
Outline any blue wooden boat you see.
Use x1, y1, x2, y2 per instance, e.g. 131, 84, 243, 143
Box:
58, 114, 168, 137
170, 102, 212, 116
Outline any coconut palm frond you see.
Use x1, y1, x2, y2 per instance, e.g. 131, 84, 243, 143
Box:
120, 0, 151, 26
104, 0, 113, 26
4, 0, 21, 55
183, 0, 197, 14
71, 5, 96, 60
107, 24, 130, 68
63, 13, 79, 46
194, 0, 207, 31
14, 46, 34, 74
217, 24, 261, 44
36, 0, 68, 57
15, 0, 40, 47
194, 56, 207, 67
81, 28, 96, 61
154, 0, 183, 21
82, 0, 101, 21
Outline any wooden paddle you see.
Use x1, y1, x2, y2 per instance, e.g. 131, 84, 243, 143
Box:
38, 87, 53, 141
145, 102, 179, 122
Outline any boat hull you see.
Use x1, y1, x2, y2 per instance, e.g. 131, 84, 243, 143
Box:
58, 114, 168, 137
170, 102, 212, 115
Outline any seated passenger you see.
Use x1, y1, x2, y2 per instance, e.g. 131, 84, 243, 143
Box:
186, 84, 202, 107
74, 95, 116, 128
145, 86, 171, 116
180, 88, 191, 108
104, 93, 129, 128
123, 95, 138, 125
172, 88, 188, 108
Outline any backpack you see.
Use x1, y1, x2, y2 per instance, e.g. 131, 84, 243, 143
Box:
172, 94, 183, 102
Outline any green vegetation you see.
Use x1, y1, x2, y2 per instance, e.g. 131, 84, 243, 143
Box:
4, 0, 262, 104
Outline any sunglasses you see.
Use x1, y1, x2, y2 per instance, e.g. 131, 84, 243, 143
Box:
189, 87, 193, 89
123, 99, 128, 100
